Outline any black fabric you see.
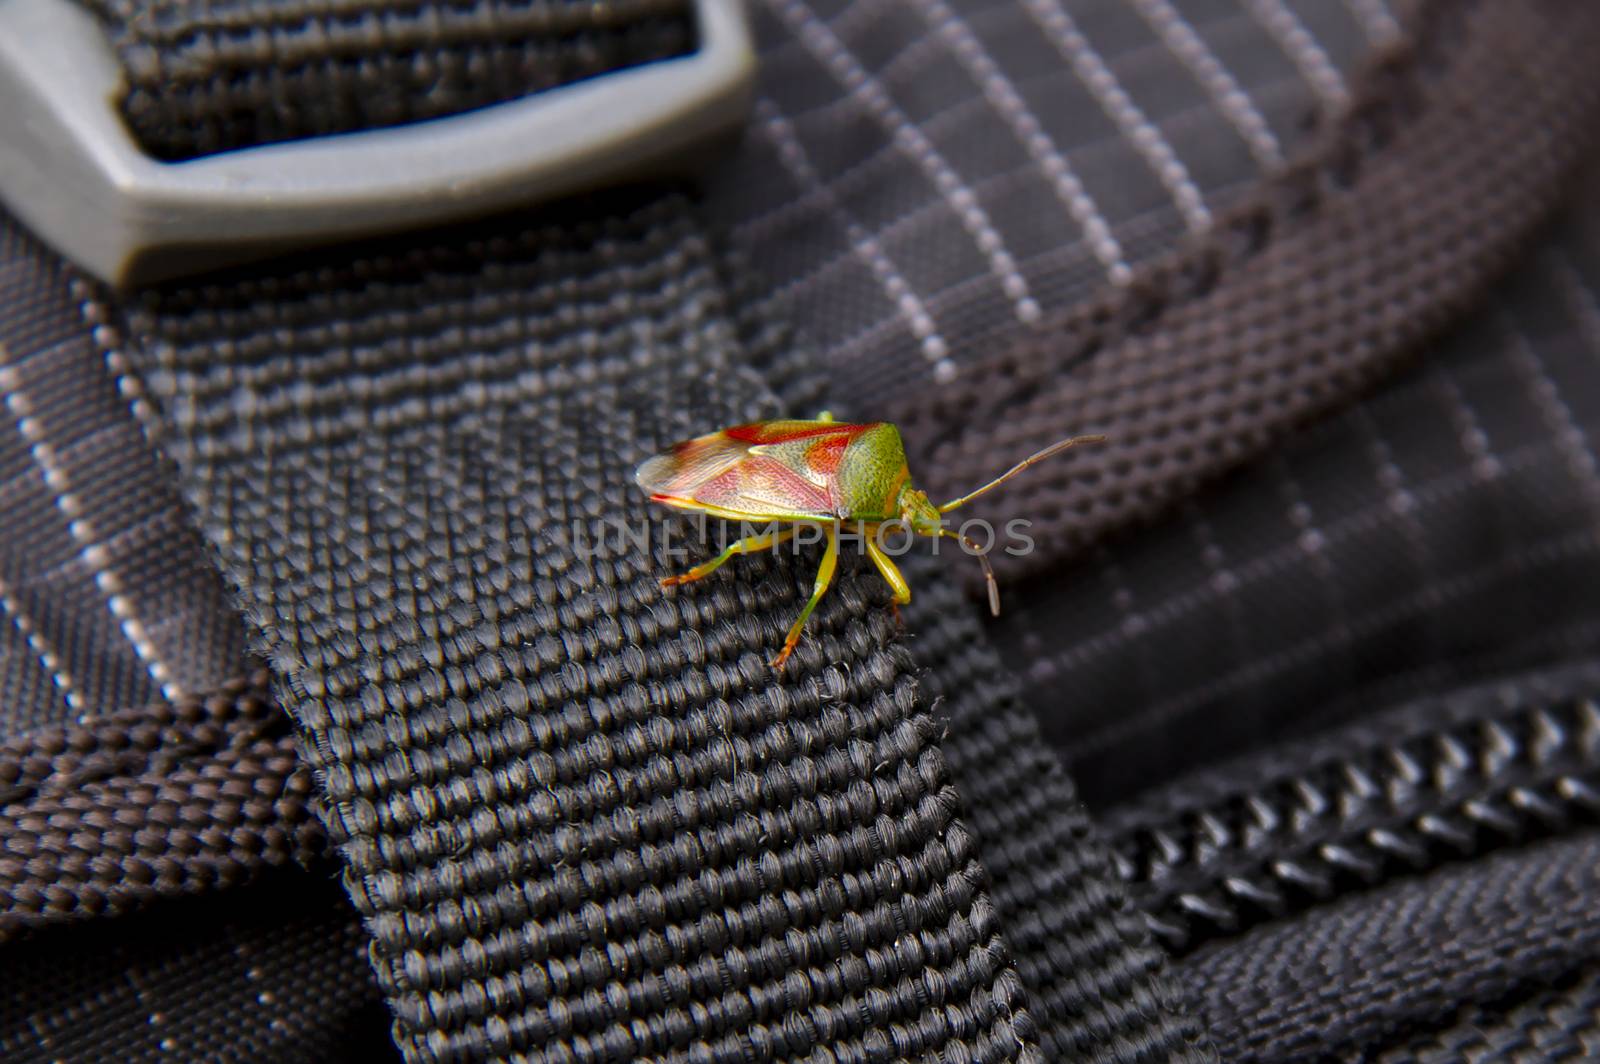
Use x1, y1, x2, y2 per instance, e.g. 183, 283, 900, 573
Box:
116, 194, 1001, 1060
0, 869, 391, 1063
711, 0, 1379, 397
93, 0, 696, 160
1369, 966, 1600, 1063
1179, 829, 1600, 1063
893, 0, 1600, 595
97, 190, 1199, 1061
0, 217, 247, 730
12, 0, 1387, 736
0, 573, 1217, 1060
892, 570, 1210, 1061
0, 670, 319, 935
6, 0, 1600, 1060
0, 0, 1245, 1044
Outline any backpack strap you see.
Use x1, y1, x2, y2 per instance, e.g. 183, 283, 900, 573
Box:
91, 183, 1207, 1059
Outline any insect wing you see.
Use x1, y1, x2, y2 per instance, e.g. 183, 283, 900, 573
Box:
636, 420, 870, 519
634, 431, 748, 498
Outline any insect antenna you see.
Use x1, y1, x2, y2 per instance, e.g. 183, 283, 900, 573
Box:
940, 529, 1001, 616
937, 434, 1105, 514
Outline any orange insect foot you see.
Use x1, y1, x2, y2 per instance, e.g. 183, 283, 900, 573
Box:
770, 641, 799, 671
889, 602, 903, 627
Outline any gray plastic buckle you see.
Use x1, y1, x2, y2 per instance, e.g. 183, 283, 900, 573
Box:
0, 0, 754, 286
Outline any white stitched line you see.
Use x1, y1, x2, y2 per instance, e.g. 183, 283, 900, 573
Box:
73, 277, 167, 443
767, 0, 1044, 320
1023, 0, 1212, 233
1496, 307, 1600, 515
1273, 455, 1353, 652
0, 361, 180, 698
1428, 363, 1505, 483
904, 0, 1133, 285
1243, 0, 1349, 111
1547, 249, 1600, 509
1095, 547, 1163, 705
753, 98, 957, 381
1350, 404, 1443, 651
1341, 0, 1402, 47
1182, 502, 1255, 687
1129, 0, 1284, 170
0, 573, 81, 711
1048, 437, 1564, 675
1074, 525, 1600, 756
1548, 248, 1600, 369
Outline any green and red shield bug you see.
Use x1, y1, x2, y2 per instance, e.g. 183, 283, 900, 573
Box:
636, 412, 1103, 669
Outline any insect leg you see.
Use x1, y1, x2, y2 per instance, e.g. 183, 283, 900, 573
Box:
660, 526, 798, 588
863, 534, 911, 605
772, 523, 840, 670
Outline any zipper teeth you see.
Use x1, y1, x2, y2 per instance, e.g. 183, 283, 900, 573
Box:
1106, 695, 1600, 954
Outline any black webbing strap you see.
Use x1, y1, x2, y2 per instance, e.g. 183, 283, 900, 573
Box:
906, 572, 1212, 1063
105, 194, 1040, 1061
96, 181, 1215, 1058
90, 0, 696, 160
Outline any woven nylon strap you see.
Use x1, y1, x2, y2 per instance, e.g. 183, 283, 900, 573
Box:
89, 0, 695, 160
100, 190, 1208, 1060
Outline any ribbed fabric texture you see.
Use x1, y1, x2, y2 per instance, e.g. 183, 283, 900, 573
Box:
906, 572, 1212, 1062
1179, 829, 1600, 1062
0, 590, 1218, 1061
92, 0, 695, 160
0, 671, 317, 936
1372, 966, 1600, 1062
105, 195, 1047, 1062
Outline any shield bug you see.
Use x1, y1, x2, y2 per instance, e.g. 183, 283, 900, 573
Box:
636, 413, 1103, 669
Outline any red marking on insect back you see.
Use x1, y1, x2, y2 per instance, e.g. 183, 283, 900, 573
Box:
724, 420, 874, 445
805, 434, 849, 477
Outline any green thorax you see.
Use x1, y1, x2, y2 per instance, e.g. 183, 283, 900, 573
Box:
835, 423, 942, 533
836, 422, 912, 520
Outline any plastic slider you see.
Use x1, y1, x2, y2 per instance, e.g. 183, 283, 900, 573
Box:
0, 0, 755, 286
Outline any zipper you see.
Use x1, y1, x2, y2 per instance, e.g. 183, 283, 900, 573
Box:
1102, 675, 1600, 954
